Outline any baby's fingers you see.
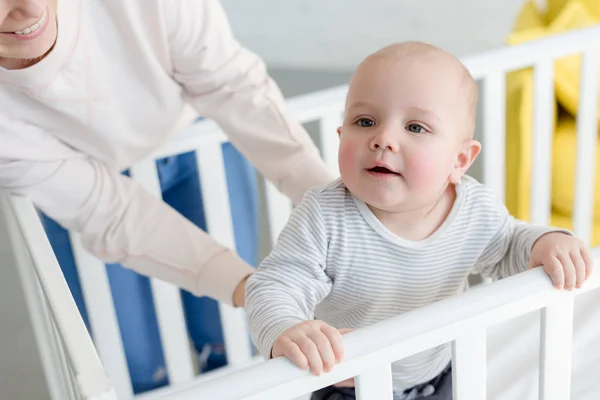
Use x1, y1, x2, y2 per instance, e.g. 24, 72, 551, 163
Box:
307, 329, 336, 374
572, 251, 586, 289
297, 336, 324, 376
558, 253, 576, 290
281, 340, 309, 371
320, 324, 346, 365
544, 256, 565, 290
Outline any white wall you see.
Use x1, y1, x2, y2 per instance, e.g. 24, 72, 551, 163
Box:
222, 0, 531, 70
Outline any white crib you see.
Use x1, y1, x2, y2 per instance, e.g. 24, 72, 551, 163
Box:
3, 25, 600, 400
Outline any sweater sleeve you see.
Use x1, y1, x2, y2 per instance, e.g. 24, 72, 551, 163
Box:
0, 120, 252, 305
473, 200, 571, 280
162, 0, 334, 204
246, 190, 332, 359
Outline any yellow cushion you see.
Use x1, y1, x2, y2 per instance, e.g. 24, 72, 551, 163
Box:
507, 1, 600, 125
504, 0, 599, 222
515, 0, 546, 30
505, 69, 536, 221
547, 0, 570, 23
551, 116, 600, 221
546, 1, 600, 123
547, 0, 600, 22
584, 0, 600, 19
505, 1, 556, 221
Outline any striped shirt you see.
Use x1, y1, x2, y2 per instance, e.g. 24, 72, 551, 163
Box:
246, 176, 559, 391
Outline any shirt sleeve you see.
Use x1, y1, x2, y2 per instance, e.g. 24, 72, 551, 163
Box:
162, 0, 334, 204
473, 200, 571, 280
245, 190, 333, 359
0, 121, 252, 305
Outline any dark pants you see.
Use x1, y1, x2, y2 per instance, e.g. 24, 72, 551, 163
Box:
311, 364, 452, 400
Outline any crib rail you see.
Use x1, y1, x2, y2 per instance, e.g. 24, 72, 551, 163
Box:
148, 257, 600, 400
0, 193, 117, 400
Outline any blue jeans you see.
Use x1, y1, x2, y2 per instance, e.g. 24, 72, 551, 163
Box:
41, 143, 259, 394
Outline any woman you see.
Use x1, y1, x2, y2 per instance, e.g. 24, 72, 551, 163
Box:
0, 0, 333, 393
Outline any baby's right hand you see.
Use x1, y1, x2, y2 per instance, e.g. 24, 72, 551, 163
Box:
271, 320, 346, 376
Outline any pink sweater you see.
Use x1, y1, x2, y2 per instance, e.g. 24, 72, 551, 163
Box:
0, 0, 333, 304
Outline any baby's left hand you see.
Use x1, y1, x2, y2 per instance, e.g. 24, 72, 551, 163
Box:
529, 232, 593, 290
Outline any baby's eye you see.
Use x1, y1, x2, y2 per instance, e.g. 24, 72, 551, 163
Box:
407, 123, 426, 134
356, 118, 375, 128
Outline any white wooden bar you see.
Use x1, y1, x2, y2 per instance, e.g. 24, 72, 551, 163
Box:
463, 25, 600, 80
288, 86, 348, 124
530, 60, 555, 226
354, 364, 393, 400
6, 195, 116, 399
318, 114, 343, 178
1, 194, 77, 400
194, 145, 253, 367
51, 320, 79, 400
152, 122, 228, 160
69, 234, 133, 398
482, 72, 507, 202
540, 297, 575, 400
182, 263, 600, 400
129, 161, 197, 385
263, 180, 292, 247
133, 355, 265, 400
452, 329, 486, 400
573, 50, 599, 245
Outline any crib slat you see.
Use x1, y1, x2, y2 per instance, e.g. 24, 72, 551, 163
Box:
319, 113, 343, 177
483, 72, 507, 202
530, 61, 555, 226
195, 146, 253, 368
540, 297, 574, 400
452, 329, 486, 400
69, 234, 133, 398
2, 195, 79, 400
130, 161, 196, 384
263, 180, 292, 247
573, 50, 599, 245
6, 196, 116, 399
53, 320, 80, 400
355, 364, 393, 400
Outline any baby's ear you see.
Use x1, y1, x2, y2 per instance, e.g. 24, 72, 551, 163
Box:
450, 139, 481, 184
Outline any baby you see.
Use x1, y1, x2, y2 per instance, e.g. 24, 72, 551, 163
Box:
245, 41, 593, 400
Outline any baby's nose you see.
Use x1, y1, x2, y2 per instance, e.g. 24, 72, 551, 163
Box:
371, 132, 400, 152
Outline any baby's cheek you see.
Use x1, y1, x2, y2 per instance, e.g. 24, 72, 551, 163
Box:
337, 141, 358, 178
405, 151, 446, 189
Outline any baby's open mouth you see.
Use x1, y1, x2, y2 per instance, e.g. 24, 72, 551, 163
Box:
367, 166, 401, 175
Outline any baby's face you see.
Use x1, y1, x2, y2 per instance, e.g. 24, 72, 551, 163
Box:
338, 46, 476, 213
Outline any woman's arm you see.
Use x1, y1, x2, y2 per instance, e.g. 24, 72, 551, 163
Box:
0, 123, 252, 305
163, 0, 334, 204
